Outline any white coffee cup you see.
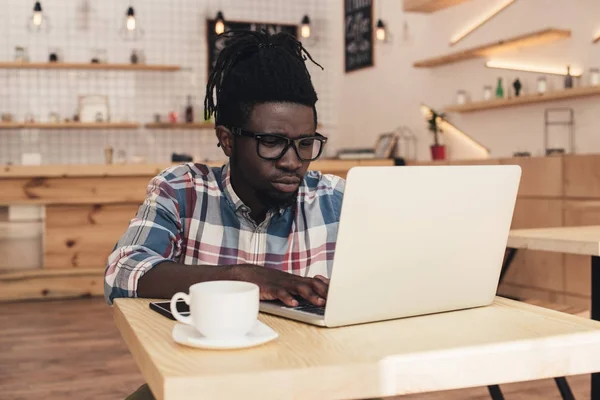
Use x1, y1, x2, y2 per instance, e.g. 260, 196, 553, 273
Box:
170, 280, 259, 339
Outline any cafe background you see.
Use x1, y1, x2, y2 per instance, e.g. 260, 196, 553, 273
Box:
1, 0, 600, 309
2, 0, 600, 164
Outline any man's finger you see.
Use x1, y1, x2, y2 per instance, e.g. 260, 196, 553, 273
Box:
275, 287, 298, 307
309, 278, 329, 299
314, 274, 330, 284
295, 283, 325, 306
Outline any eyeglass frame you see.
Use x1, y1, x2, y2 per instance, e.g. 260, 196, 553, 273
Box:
227, 126, 328, 161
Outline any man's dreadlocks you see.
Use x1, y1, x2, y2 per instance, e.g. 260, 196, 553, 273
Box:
204, 30, 323, 129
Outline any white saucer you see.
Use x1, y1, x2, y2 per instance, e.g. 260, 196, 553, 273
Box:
172, 321, 278, 350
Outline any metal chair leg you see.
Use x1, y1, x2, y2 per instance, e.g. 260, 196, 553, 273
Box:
487, 385, 505, 400
554, 377, 576, 400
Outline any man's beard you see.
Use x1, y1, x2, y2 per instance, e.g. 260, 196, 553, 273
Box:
256, 188, 298, 211
231, 150, 299, 211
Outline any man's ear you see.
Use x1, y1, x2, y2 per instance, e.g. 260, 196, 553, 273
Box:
216, 126, 234, 157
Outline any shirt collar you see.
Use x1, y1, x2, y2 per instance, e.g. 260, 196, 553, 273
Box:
221, 163, 246, 212
221, 162, 296, 217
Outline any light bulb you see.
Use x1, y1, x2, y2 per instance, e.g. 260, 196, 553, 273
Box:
33, 11, 43, 26
300, 15, 311, 38
120, 6, 143, 40
376, 19, 386, 41
28, 1, 49, 32
126, 7, 136, 31
127, 16, 136, 31
215, 11, 225, 35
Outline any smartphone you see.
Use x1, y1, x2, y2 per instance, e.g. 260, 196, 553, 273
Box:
149, 299, 189, 321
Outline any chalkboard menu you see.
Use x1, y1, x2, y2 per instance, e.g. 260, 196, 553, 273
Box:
344, 0, 374, 72
206, 20, 298, 76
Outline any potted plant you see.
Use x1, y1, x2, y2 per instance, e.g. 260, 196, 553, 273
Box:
427, 108, 446, 161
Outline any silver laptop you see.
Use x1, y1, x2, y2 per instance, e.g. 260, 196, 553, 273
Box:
259, 165, 522, 327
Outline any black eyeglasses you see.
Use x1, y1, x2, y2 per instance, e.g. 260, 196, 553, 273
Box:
228, 127, 327, 161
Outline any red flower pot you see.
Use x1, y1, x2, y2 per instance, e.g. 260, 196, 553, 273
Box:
430, 145, 446, 161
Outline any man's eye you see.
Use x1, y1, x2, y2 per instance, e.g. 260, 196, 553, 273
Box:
260, 137, 283, 147
299, 139, 315, 148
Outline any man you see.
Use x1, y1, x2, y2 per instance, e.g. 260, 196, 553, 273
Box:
105, 30, 344, 314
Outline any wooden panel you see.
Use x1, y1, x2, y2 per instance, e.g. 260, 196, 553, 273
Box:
523, 298, 588, 317
505, 199, 564, 291
562, 201, 600, 296
497, 282, 559, 302
564, 154, 600, 198
448, 159, 500, 165
446, 86, 600, 113
500, 156, 563, 197
403, 0, 472, 13
0, 176, 150, 205
0, 163, 177, 178
511, 198, 563, 229
0, 61, 180, 71
44, 204, 140, 269
0, 159, 392, 179
404, 160, 450, 166
0, 122, 22, 129
144, 123, 215, 130
0, 268, 104, 301
413, 28, 571, 68
0, 221, 43, 270
564, 294, 592, 310
0, 122, 140, 129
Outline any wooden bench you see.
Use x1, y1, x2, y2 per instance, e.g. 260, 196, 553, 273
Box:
523, 299, 590, 318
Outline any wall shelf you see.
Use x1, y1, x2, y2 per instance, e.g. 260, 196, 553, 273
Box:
445, 86, 600, 113
0, 122, 140, 129
413, 28, 571, 68
0, 62, 181, 72
144, 122, 215, 130
403, 0, 472, 13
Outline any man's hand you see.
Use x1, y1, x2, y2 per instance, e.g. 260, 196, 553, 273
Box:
234, 265, 329, 307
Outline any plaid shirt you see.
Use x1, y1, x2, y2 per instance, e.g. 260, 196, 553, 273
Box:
104, 162, 345, 304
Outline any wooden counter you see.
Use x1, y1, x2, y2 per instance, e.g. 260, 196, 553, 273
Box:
3, 154, 600, 305
0, 159, 394, 301
408, 154, 600, 310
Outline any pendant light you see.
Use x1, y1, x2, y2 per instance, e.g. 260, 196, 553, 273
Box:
120, 5, 143, 40
27, 1, 50, 32
375, 0, 386, 42
126, 7, 136, 31
300, 15, 311, 38
215, 11, 225, 35
376, 19, 386, 41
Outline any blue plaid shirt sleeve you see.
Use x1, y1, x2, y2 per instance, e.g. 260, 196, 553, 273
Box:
104, 173, 183, 304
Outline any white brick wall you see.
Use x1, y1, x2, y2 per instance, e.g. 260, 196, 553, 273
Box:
0, 0, 339, 165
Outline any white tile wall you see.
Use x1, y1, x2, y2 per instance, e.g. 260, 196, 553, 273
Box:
0, 0, 338, 165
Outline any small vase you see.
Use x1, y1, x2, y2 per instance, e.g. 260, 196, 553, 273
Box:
430, 145, 446, 161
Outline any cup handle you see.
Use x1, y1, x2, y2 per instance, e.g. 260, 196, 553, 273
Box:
170, 292, 192, 325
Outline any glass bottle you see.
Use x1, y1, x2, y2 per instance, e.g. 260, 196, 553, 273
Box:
564, 65, 573, 89
185, 96, 194, 123
495, 77, 504, 98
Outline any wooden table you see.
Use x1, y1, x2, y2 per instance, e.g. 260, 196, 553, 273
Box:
508, 225, 600, 399
114, 297, 600, 400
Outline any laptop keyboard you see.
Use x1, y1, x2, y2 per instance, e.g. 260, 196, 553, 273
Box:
265, 296, 326, 316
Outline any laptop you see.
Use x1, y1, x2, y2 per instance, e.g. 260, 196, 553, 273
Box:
259, 165, 522, 327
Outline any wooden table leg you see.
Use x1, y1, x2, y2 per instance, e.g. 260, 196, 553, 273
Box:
592, 256, 600, 400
